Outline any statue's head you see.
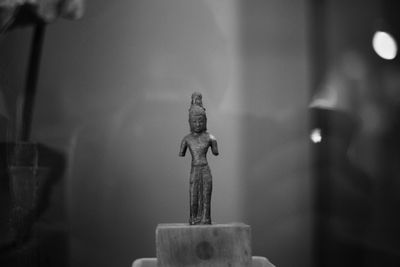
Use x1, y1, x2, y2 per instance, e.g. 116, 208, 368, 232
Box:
189, 92, 207, 133
189, 113, 207, 133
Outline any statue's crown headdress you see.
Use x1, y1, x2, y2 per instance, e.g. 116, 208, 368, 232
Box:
189, 92, 206, 117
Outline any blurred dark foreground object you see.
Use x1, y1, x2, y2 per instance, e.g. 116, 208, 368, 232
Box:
0, 1, 83, 266
8, 142, 39, 243
0, 141, 68, 267
0, 0, 84, 32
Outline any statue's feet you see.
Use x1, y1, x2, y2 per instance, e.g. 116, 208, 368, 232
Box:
200, 218, 211, 225
189, 217, 203, 225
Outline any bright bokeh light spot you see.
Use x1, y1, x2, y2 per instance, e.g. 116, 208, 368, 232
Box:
372, 31, 397, 60
310, 128, 322, 143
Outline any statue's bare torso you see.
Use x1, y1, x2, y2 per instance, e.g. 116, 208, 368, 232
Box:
180, 132, 218, 166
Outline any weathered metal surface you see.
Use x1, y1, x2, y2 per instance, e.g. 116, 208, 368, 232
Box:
179, 93, 219, 225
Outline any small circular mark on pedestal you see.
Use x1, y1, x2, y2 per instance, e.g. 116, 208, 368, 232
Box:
196, 241, 214, 260
213, 229, 219, 237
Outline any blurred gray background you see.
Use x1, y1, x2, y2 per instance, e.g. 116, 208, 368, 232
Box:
1, 0, 400, 267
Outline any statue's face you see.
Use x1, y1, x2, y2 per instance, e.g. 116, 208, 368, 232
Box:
189, 115, 206, 133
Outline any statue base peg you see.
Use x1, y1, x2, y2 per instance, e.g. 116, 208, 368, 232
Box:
156, 223, 252, 267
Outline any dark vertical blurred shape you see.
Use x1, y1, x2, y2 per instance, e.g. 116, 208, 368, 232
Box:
310, 107, 373, 266
8, 20, 46, 246
382, 0, 400, 42
18, 23, 45, 142
310, 0, 400, 265
369, 1, 400, 265
308, 1, 326, 266
0, 5, 70, 267
4, 143, 68, 267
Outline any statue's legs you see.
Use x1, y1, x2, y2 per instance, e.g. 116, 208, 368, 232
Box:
201, 165, 212, 224
189, 166, 202, 225
197, 177, 204, 221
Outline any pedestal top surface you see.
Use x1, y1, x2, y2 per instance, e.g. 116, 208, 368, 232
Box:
157, 222, 249, 228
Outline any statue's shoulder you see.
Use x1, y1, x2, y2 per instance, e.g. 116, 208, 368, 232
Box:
205, 132, 217, 141
183, 133, 194, 141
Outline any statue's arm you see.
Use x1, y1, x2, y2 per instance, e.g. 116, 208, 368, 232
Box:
179, 137, 187, 157
210, 135, 219, 156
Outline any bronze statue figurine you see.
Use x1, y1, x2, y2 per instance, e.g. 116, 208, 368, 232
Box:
179, 92, 219, 225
